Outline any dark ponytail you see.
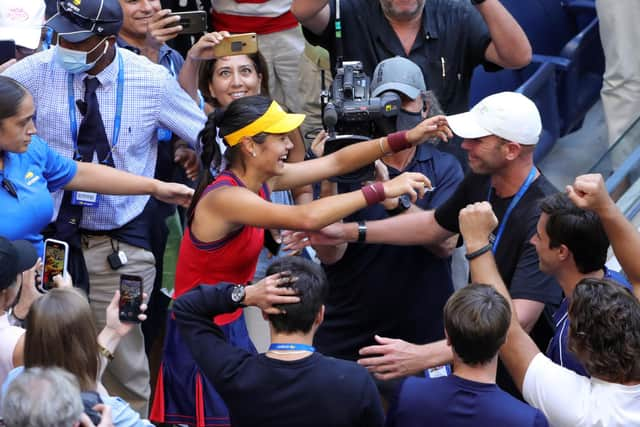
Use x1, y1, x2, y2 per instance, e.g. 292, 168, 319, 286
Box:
187, 95, 273, 220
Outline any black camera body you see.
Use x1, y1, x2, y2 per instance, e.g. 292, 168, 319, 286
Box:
322, 61, 401, 183
324, 61, 401, 137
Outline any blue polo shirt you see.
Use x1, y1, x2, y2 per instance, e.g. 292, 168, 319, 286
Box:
546, 267, 631, 377
315, 144, 463, 360
0, 136, 77, 255
387, 375, 549, 427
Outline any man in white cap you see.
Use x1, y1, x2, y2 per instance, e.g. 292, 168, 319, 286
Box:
0, 0, 45, 60
294, 91, 562, 396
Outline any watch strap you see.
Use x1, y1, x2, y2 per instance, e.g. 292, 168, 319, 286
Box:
357, 220, 367, 243
465, 243, 493, 260
386, 195, 411, 216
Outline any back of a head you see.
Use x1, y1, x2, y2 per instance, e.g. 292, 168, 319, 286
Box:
24, 288, 99, 391
265, 257, 328, 334
569, 278, 640, 383
540, 193, 608, 273
2, 366, 83, 427
444, 284, 511, 365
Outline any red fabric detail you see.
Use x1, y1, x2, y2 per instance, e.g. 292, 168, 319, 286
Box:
149, 364, 166, 423
196, 373, 205, 427
361, 182, 386, 205
174, 173, 266, 325
387, 131, 411, 152
211, 11, 298, 34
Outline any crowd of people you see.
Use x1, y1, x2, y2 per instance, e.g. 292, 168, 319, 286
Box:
0, 0, 638, 426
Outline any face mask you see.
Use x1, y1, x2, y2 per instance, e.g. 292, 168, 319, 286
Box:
54, 38, 109, 74
396, 108, 423, 131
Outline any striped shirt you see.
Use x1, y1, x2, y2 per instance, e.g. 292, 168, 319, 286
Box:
3, 47, 206, 230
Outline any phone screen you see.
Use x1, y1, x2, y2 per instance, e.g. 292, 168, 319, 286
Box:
0, 40, 16, 64
43, 241, 68, 291
119, 275, 143, 322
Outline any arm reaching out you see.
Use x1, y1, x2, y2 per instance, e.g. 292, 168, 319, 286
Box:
567, 174, 640, 293
458, 202, 541, 392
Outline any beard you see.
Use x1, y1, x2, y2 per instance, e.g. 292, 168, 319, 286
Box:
379, 0, 425, 21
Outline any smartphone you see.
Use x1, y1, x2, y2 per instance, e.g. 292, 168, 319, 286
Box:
167, 11, 207, 35
0, 40, 16, 64
119, 274, 143, 323
41, 239, 69, 291
212, 33, 258, 58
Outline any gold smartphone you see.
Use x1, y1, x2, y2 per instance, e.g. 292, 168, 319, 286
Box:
212, 33, 258, 57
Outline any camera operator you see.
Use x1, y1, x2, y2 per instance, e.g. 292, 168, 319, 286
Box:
292, 0, 531, 165
309, 57, 463, 401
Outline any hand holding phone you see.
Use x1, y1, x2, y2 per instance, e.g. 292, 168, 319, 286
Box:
118, 275, 143, 323
41, 239, 69, 292
212, 33, 258, 58
148, 9, 182, 45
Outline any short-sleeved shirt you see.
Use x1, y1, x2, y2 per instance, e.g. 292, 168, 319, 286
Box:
0, 135, 77, 255
3, 47, 206, 231
434, 171, 562, 395
434, 172, 562, 307
546, 267, 631, 377
316, 144, 463, 360
388, 374, 549, 427
302, 0, 496, 114
523, 353, 640, 427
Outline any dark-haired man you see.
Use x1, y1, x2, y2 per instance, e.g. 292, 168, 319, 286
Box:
531, 193, 630, 376
458, 173, 640, 426
387, 285, 548, 426
172, 257, 384, 427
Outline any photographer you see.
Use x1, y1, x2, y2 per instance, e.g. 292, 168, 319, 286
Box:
307, 57, 463, 399
292, 0, 529, 116
292, 0, 531, 165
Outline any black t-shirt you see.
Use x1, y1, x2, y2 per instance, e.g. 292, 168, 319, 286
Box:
302, 0, 497, 114
173, 284, 385, 427
435, 172, 561, 306
435, 171, 562, 398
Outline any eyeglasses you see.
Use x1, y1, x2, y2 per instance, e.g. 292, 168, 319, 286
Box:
58, 0, 121, 29
2, 178, 17, 198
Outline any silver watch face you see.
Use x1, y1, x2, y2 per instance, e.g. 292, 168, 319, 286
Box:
231, 285, 245, 303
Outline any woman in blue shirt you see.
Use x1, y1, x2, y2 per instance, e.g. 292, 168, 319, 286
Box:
0, 76, 193, 255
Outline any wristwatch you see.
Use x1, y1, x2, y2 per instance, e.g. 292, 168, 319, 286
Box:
470, 0, 486, 4
230, 285, 246, 305
386, 194, 411, 216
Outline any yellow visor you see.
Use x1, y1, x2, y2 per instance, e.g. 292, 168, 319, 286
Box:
224, 101, 306, 146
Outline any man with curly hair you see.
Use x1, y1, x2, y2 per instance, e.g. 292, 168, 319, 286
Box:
458, 173, 640, 427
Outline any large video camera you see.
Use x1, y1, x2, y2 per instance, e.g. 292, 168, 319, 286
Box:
322, 60, 401, 183
323, 61, 400, 137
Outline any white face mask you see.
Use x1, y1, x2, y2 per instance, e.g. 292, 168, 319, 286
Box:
54, 37, 109, 74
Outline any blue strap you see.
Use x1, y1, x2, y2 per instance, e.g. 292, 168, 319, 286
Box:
68, 52, 125, 163
268, 343, 316, 352
487, 166, 537, 254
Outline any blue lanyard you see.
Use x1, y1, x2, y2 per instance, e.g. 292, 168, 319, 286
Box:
487, 166, 537, 254
268, 343, 316, 352
68, 52, 124, 163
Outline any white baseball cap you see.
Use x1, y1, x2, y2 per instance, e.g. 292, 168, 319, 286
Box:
447, 92, 542, 145
0, 0, 45, 49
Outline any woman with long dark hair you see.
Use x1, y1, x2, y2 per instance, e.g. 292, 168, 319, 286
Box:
151, 93, 451, 425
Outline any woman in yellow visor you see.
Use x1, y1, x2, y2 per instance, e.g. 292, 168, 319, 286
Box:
151, 95, 451, 426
